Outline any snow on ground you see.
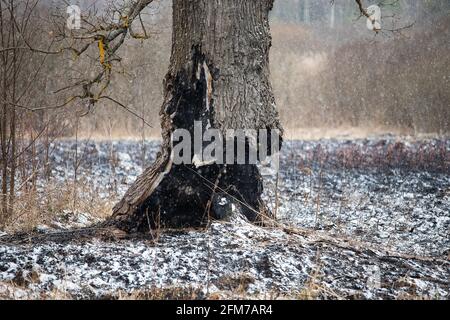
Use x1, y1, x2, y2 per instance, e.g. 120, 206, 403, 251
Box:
0, 137, 449, 299
267, 140, 450, 257
0, 215, 448, 299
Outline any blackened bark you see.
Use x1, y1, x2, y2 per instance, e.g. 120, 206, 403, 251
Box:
108, 0, 282, 232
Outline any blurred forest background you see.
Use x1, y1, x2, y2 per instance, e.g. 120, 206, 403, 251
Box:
0, 0, 449, 227
2, 0, 449, 143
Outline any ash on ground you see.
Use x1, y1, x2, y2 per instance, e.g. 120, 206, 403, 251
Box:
0, 137, 448, 299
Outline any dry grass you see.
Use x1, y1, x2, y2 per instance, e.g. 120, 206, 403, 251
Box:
0, 278, 297, 300
0, 281, 436, 300
59, 125, 449, 142
114, 287, 205, 300
283, 126, 416, 141
2, 180, 114, 233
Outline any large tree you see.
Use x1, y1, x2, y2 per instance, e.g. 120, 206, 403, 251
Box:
108, 0, 282, 232
12, 0, 375, 233
105, 0, 378, 232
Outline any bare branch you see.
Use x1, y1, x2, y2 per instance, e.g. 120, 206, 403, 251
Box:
98, 95, 153, 128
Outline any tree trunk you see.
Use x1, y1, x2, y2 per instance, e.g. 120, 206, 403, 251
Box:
108, 0, 283, 232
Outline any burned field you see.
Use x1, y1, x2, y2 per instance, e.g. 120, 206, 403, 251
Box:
272, 138, 449, 257
0, 137, 448, 299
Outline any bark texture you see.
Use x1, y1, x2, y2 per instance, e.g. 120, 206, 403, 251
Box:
109, 0, 282, 232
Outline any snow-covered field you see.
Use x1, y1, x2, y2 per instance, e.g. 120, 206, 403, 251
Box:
0, 137, 449, 299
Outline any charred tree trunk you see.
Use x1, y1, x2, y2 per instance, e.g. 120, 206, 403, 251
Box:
108, 0, 282, 232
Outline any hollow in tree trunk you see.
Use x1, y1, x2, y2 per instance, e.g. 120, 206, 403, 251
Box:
108, 0, 283, 232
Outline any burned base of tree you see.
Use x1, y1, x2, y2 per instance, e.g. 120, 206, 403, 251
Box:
106, 163, 268, 232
